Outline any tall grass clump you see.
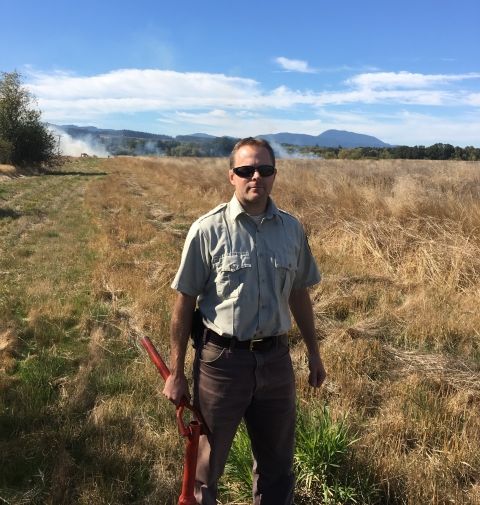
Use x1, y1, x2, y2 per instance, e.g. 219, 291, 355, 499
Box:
220, 402, 377, 504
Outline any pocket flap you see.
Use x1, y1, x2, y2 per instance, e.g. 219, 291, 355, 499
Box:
274, 253, 297, 271
215, 252, 251, 272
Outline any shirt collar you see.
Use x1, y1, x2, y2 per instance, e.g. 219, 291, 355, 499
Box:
228, 193, 280, 223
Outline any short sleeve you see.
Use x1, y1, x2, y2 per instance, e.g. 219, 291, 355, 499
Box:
171, 222, 211, 296
292, 229, 321, 290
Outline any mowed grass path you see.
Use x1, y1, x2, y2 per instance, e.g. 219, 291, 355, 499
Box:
0, 160, 113, 503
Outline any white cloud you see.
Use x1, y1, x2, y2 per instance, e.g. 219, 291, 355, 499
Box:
25, 68, 480, 146
28, 68, 480, 119
163, 110, 325, 138
466, 93, 480, 106
275, 57, 317, 73
346, 71, 480, 90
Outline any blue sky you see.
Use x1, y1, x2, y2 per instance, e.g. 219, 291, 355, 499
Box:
1, 0, 479, 146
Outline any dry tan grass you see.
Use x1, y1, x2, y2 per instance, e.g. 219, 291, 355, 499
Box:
85, 155, 480, 504
0, 163, 15, 173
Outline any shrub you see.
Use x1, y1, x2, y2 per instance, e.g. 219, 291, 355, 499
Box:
0, 70, 57, 167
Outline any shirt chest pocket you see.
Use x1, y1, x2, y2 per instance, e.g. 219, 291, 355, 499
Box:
213, 253, 251, 299
274, 253, 298, 296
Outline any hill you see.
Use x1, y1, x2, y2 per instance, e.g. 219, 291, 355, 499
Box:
257, 129, 392, 148
51, 124, 175, 141
50, 125, 391, 148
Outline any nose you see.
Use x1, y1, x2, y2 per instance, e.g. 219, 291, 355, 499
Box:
251, 168, 262, 179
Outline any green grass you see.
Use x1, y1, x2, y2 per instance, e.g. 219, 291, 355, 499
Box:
0, 159, 113, 503
220, 402, 379, 505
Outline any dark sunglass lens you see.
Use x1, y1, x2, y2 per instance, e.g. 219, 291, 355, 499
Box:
258, 166, 275, 177
234, 166, 255, 177
233, 166, 275, 178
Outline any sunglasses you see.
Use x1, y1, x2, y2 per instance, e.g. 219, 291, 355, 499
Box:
232, 165, 276, 178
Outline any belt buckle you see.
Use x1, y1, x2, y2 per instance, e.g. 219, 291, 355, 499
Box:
249, 338, 263, 351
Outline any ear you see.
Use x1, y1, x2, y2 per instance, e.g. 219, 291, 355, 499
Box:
229, 170, 235, 186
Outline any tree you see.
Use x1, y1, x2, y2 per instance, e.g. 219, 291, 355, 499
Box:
0, 70, 56, 166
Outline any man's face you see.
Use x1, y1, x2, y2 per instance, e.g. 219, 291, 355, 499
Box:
229, 145, 276, 212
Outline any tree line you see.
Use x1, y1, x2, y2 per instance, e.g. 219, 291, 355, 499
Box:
288, 143, 480, 161
101, 136, 237, 158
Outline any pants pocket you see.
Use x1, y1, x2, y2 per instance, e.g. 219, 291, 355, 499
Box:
200, 342, 226, 363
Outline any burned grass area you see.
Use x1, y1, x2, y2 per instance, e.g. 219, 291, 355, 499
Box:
1, 156, 480, 504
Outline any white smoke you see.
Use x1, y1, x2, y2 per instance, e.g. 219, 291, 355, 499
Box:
269, 140, 322, 159
50, 128, 111, 157
135, 140, 165, 156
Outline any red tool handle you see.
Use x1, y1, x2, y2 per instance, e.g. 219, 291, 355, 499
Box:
141, 336, 207, 505
140, 336, 207, 437
141, 335, 171, 381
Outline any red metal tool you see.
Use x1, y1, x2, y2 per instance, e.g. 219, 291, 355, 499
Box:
141, 336, 207, 505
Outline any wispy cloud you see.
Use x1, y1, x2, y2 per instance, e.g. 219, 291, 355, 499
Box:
346, 71, 480, 89
275, 57, 317, 73
29, 68, 480, 117
26, 68, 480, 145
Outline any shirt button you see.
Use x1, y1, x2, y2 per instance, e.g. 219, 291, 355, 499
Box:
262, 305, 266, 309
259, 253, 263, 257
261, 279, 265, 283
259, 331, 264, 335
289, 263, 292, 267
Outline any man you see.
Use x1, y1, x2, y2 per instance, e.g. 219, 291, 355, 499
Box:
163, 137, 326, 505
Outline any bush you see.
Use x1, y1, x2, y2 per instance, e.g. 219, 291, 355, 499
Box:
0, 70, 57, 167
0, 137, 13, 164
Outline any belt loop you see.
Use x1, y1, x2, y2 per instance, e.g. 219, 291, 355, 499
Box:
228, 337, 235, 354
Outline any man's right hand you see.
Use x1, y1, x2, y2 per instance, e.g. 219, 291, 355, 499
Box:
163, 372, 191, 408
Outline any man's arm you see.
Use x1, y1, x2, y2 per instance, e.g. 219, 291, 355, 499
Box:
288, 287, 326, 388
163, 291, 197, 407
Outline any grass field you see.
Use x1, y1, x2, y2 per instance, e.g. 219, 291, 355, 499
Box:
1, 156, 480, 504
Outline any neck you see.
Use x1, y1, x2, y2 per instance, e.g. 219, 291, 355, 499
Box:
238, 197, 268, 216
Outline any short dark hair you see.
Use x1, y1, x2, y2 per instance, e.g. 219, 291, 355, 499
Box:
230, 137, 275, 170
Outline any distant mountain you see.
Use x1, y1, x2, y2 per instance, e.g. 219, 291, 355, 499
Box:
51, 125, 227, 143
51, 124, 175, 141
257, 129, 392, 148
51, 125, 392, 148
189, 133, 216, 138
176, 135, 213, 143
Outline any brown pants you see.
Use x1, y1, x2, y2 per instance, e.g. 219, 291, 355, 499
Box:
193, 336, 296, 505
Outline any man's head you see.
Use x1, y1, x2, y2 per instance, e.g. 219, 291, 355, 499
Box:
230, 137, 275, 170
229, 137, 277, 216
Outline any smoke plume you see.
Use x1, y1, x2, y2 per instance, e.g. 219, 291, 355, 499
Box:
50, 128, 111, 157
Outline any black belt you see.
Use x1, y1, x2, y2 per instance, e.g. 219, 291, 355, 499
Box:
205, 329, 282, 352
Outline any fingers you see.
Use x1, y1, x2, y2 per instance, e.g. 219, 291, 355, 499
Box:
308, 369, 326, 388
308, 359, 326, 388
163, 374, 191, 408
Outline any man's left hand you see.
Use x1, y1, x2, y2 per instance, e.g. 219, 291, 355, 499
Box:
308, 353, 326, 388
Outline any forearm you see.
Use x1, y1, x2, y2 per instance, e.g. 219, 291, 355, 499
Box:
288, 288, 320, 357
169, 291, 197, 375
289, 287, 326, 387
163, 291, 197, 406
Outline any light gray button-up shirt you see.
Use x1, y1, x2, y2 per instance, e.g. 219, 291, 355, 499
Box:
171, 194, 321, 340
